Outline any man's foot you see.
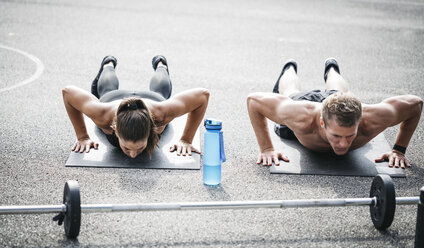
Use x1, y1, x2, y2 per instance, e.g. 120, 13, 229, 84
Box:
273, 59, 298, 94
324, 57, 340, 82
91, 55, 117, 98
152, 55, 169, 74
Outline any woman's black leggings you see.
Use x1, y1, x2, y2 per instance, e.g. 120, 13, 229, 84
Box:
95, 66, 172, 103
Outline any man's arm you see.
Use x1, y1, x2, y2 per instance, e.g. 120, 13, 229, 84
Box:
373, 95, 423, 168
246, 92, 311, 166
160, 88, 210, 155
62, 85, 109, 152
384, 95, 423, 148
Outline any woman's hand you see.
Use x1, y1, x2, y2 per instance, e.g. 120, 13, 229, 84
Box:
72, 136, 99, 153
170, 140, 201, 156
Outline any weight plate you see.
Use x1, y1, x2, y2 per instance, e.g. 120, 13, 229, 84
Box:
369, 174, 396, 230
63, 180, 81, 239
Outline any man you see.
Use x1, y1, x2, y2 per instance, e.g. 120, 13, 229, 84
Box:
247, 58, 423, 169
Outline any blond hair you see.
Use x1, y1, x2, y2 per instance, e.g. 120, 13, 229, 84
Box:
321, 92, 362, 127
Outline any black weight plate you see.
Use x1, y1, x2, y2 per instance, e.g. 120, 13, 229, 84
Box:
63, 180, 81, 239
369, 174, 396, 230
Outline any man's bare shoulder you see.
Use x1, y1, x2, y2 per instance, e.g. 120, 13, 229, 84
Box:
362, 95, 422, 118
281, 101, 321, 134
359, 101, 396, 136
360, 95, 423, 134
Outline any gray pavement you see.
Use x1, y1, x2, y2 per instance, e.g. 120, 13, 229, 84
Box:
1, 0, 424, 247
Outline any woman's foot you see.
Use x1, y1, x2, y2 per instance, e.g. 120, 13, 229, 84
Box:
152, 55, 169, 73
91, 55, 117, 98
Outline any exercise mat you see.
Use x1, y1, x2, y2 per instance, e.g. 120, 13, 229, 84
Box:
268, 121, 405, 177
65, 115, 200, 170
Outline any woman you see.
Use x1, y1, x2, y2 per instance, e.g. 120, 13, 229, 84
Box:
62, 55, 209, 158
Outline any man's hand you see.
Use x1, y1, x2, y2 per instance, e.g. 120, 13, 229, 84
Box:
170, 140, 201, 156
72, 137, 99, 153
375, 150, 411, 169
257, 149, 289, 166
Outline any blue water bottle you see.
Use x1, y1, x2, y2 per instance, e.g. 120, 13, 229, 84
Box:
203, 118, 226, 186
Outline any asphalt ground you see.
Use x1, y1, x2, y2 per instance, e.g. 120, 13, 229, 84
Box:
0, 0, 423, 247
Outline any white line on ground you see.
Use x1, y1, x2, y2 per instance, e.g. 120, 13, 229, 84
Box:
0, 44, 45, 93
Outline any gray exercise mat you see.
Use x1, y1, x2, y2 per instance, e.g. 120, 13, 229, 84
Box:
268, 121, 405, 177
65, 115, 200, 170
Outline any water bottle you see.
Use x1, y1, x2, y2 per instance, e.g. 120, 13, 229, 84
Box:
203, 118, 226, 186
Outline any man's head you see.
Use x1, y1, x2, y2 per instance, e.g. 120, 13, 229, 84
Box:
320, 92, 362, 155
113, 97, 159, 158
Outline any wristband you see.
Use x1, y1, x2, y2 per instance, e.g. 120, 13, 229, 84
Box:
392, 144, 406, 154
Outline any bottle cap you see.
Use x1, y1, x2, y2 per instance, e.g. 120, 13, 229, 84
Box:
204, 118, 222, 130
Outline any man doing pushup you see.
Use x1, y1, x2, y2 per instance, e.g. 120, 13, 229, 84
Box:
247, 58, 423, 168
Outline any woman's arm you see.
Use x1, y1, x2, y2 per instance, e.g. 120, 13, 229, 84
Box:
62, 85, 109, 152
160, 88, 210, 155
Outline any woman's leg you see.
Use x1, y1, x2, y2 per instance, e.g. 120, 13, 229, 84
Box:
99, 59, 167, 103
91, 55, 118, 98
149, 55, 172, 99
97, 63, 120, 98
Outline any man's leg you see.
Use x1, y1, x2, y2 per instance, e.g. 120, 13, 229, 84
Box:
273, 60, 301, 97
279, 67, 302, 97
324, 58, 348, 93
273, 60, 301, 140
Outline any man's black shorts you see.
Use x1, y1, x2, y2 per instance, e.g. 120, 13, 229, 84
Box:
274, 89, 338, 139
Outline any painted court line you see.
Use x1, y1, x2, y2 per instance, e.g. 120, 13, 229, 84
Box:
0, 44, 45, 93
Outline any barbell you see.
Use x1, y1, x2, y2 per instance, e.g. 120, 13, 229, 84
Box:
0, 174, 421, 239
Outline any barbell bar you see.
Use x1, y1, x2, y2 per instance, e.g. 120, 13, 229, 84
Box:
0, 174, 421, 240
0, 197, 419, 214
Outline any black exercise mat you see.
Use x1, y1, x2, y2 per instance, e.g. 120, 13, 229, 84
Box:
268, 121, 405, 177
65, 115, 200, 170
